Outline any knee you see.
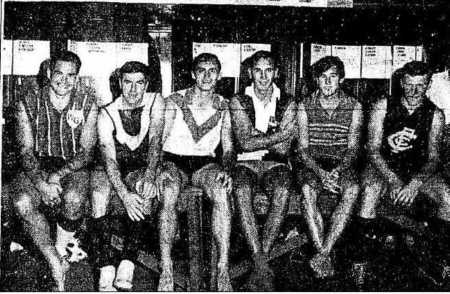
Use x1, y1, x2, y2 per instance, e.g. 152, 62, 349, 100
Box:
64, 192, 85, 219
161, 180, 180, 208
301, 184, 316, 204
14, 194, 36, 220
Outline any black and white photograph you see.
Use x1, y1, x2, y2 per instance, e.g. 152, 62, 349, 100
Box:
1, 0, 450, 291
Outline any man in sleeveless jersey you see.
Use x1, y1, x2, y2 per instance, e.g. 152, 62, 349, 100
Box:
355, 61, 450, 284
90, 61, 165, 291
297, 56, 363, 278
157, 53, 234, 291
229, 51, 297, 291
11, 51, 98, 291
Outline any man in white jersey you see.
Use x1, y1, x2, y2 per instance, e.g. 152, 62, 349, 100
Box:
157, 53, 234, 291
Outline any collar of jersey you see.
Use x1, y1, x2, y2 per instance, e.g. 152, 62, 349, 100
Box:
245, 83, 280, 102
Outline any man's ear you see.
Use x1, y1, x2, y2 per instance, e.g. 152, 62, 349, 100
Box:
191, 71, 196, 80
217, 71, 222, 81
339, 77, 345, 84
119, 78, 122, 89
275, 68, 279, 79
247, 68, 253, 80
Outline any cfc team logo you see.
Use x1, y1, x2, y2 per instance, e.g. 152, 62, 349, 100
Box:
387, 127, 417, 153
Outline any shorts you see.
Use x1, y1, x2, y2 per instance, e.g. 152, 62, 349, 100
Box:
297, 158, 359, 191
236, 160, 291, 182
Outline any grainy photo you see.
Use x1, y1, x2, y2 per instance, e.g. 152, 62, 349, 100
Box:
1, 0, 450, 291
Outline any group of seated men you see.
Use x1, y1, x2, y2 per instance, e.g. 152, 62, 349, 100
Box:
7, 48, 450, 291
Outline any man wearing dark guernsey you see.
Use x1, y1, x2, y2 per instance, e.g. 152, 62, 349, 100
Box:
156, 53, 234, 291
90, 61, 165, 291
297, 56, 363, 278
355, 61, 450, 284
11, 51, 98, 291
229, 51, 297, 291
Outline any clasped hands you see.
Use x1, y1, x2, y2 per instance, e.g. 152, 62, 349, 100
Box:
388, 178, 421, 207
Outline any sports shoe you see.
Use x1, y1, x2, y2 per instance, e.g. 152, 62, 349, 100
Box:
114, 260, 135, 291
99, 265, 117, 292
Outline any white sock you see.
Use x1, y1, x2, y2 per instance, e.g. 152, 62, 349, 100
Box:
55, 223, 76, 257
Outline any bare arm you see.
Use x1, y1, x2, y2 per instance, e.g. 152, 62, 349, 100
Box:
50, 103, 98, 181
296, 102, 327, 180
368, 98, 403, 186
220, 104, 235, 174
16, 100, 46, 189
161, 97, 176, 147
229, 97, 295, 152
410, 109, 445, 186
143, 93, 165, 181
336, 102, 363, 172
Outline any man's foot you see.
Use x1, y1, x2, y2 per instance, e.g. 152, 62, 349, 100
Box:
309, 252, 335, 278
114, 260, 134, 291
245, 266, 274, 291
217, 266, 233, 291
158, 261, 174, 292
99, 265, 117, 292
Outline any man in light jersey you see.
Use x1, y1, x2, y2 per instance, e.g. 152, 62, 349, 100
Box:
157, 53, 234, 291
297, 56, 363, 278
90, 61, 165, 291
11, 51, 98, 291
229, 51, 297, 291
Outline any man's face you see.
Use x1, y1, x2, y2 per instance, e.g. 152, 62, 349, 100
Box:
120, 72, 148, 106
401, 74, 429, 106
47, 61, 78, 97
249, 58, 278, 93
316, 66, 343, 97
192, 61, 221, 92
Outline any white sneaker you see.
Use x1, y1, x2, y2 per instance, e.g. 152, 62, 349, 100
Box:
114, 260, 135, 291
55, 224, 87, 262
99, 265, 117, 292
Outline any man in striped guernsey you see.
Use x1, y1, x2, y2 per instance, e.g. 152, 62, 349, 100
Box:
12, 51, 98, 291
230, 51, 297, 291
90, 61, 165, 291
157, 53, 234, 291
297, 56, 363, 278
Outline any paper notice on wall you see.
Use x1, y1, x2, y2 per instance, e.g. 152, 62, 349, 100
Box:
331, 45, 361, 78
193, 42, 240, 77
361, 46, 393, 79
241, 44, 271, 62
392, 46, 416, 73
1, 40, 50, 75
311, 43, 332, 65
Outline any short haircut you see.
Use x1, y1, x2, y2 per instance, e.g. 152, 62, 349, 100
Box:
401, 61, 432, 82
50, 51, 82, 74
192, 53, 222, 72
312, 56, 345, 79
119, 61, 149, 81
249, 50, 278, 69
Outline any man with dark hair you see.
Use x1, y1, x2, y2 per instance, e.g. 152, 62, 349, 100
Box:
90, 61, 165, 291
11, 50, 98, 291
157, 53, 234, 291
297, 55, 363, 277
230, 50, 297, 291
355, 61, 450, 284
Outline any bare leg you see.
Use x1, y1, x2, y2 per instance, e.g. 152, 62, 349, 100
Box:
14, 191, 68, 291
196, 166, 232, 291
302, 184, 324, 252
321, 182, 359, 255
158, 168, 182, 292
233, 167, 261, 257
261, 166, 292, 255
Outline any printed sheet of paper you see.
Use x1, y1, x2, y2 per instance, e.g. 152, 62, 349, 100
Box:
332, 45, 361, 78
311, 43, 332, 65
1, 40, 50, 75
361, 46, 393, 79
193, 42, 241, 77
241, 43, 271, 62
392, 46, 417, 73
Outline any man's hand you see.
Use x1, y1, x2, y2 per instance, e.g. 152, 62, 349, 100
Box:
319, 170, 342, 194
47, 172, 63, 187
279, 117, 297, 140
388, 177, 404, 201
40, 182, 62, 207
121, 191, 145, 221
136, 177, 158, 200
394, 180, 421, 207
215, 172, 232, 194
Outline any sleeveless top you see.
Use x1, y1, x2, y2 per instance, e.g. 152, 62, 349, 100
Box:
21, 85, 95, 161
381, 96, 437, 182
163, 88, 228, 157
103, 93, 157, 175
303, 90, 357, 162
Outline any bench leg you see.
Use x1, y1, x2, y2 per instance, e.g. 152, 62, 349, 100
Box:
187, 195, 203, 291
